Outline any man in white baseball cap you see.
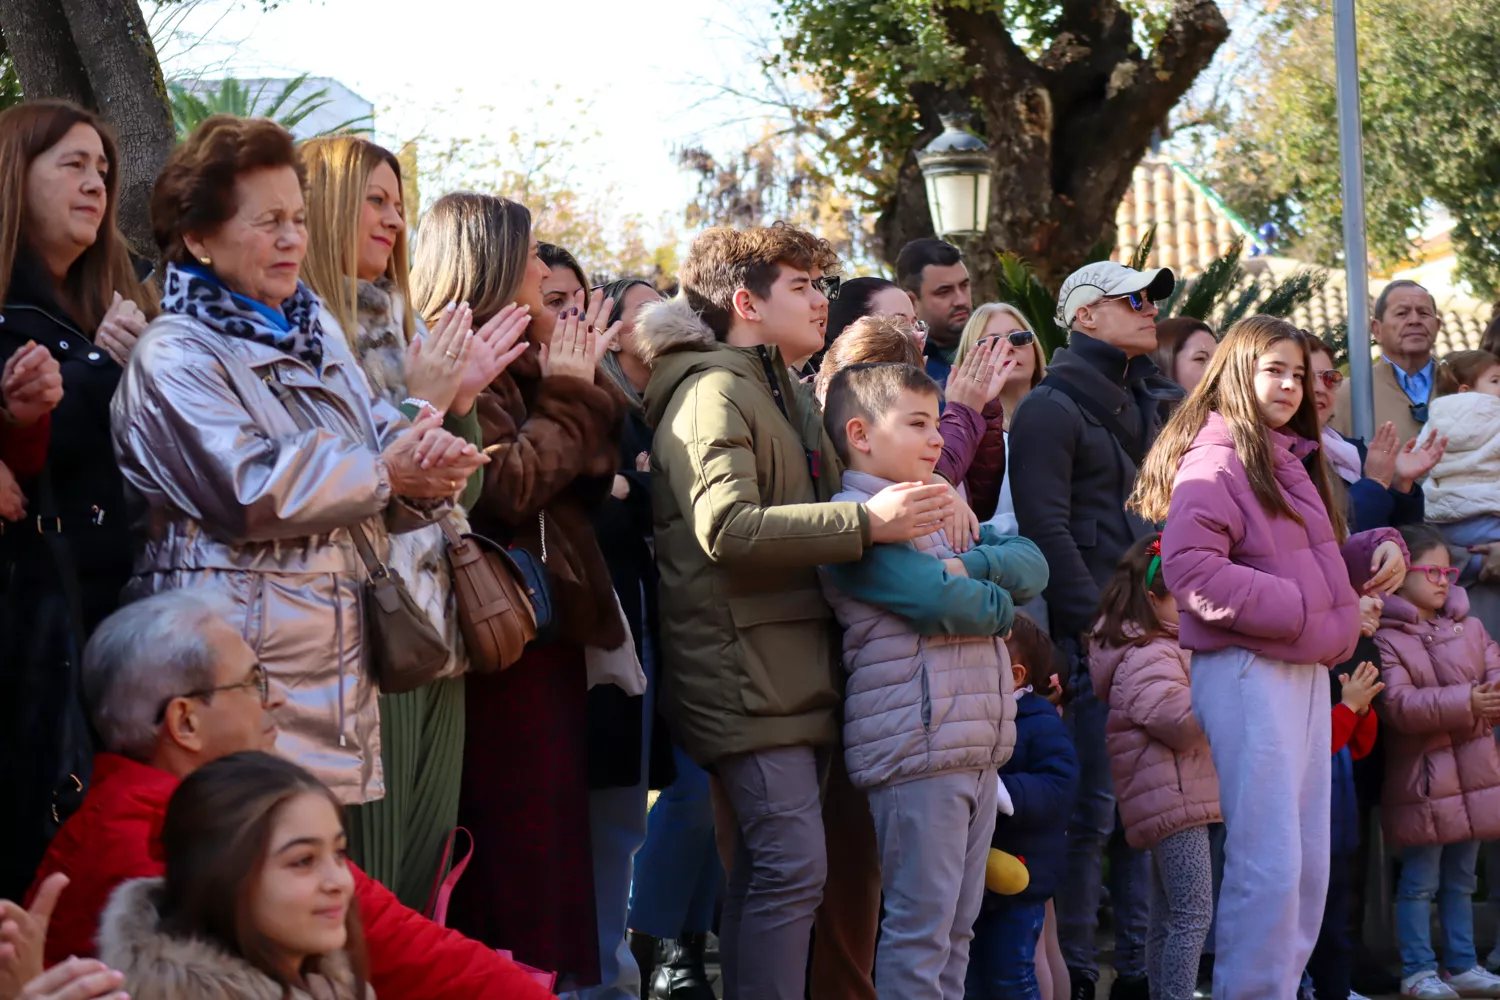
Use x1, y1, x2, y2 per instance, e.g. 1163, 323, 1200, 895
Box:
1007, 258, 1179, 999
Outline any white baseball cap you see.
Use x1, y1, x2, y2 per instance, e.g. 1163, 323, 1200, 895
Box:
1055, 261, 1176, 330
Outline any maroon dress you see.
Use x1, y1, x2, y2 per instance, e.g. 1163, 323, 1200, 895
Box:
450, 641, 598, 987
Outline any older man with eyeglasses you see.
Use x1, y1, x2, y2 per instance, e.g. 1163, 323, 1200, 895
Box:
1007, 260, 1183, 1000
14, 590, 554, 1000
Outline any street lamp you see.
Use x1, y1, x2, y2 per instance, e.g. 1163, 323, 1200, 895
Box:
916, 115, 993, 239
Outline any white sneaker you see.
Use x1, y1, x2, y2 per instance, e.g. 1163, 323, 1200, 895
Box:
1404, 971, 1461, 999
1445, 967, 1500, 998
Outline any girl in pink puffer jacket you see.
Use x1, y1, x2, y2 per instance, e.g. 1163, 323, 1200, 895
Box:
1089, 533, 1221, 1000
1375, 523, 1500, 998
1130, 317, 1408, 1000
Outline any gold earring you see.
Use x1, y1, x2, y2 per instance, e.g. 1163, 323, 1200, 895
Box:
198, 255, 211, 266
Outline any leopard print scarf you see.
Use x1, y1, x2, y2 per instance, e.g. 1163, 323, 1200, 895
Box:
160, 262, 326, 373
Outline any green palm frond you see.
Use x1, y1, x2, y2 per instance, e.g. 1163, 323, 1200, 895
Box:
1129, 224, 1157, 272
1175, 238, 1246, 321
168, 73, 373, 142
1255, 268, 1327, 319
1216, 281, 1264, 331
994, 252, 1066, 359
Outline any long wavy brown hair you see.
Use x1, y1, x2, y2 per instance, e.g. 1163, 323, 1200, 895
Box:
1129, 314, 1345, 541
0, 99, 152, 327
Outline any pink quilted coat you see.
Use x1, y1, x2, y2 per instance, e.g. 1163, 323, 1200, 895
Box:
1089, 624, 1222, 850
1162, 412, 1396, 667
1376, 585, 1500, 849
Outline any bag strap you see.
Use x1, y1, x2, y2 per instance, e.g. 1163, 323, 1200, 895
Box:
261, 373, 389, 581
1039, 372, 1145, 468
426, 827, 474, 927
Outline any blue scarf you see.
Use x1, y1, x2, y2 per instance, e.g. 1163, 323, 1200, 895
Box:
160, 262, 326, 373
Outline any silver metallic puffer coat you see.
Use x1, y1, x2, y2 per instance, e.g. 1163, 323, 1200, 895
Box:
111, 310, 442, 804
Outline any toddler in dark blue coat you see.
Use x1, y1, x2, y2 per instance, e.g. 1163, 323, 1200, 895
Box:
966, 613, 1081, 1000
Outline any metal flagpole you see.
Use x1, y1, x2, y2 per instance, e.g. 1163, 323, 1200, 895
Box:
1334, 0, 1375, 442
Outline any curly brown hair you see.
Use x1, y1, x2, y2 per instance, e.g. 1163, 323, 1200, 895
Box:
152, 115, 305, 265
678, 221, 841, 340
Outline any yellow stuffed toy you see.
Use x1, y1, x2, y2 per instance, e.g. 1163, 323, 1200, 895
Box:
985, 848, 1030, 895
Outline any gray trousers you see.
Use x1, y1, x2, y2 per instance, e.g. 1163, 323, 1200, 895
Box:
717, 745, 829, 1000
1148, 825, 1215, 1000
867, 768, 998, 1000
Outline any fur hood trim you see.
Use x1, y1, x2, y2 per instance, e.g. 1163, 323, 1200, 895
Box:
98, 878, 365, 1000
635, 296, 718, 365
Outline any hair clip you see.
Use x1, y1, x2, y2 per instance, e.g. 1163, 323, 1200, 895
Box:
1146, 537, 1162, 557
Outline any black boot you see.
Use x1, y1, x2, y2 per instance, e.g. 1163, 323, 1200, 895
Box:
1069, 968, 1097, 1000
1109, 973, 1150, 1000
629, 932, 658, 991
650, 933, 716, 1000
1195, 952, 1214, 998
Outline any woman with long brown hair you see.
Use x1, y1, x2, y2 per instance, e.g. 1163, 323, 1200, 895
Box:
0, 99, 157, 899
299, 136, 527, 908
409, 192, 626, 988
98, 752, 369, 1000
1130, 316, 1406, 1000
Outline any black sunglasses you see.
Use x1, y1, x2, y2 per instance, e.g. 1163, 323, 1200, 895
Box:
154, 663, 270, 724
812, 275, 841, 300
979, 330, 1037, 349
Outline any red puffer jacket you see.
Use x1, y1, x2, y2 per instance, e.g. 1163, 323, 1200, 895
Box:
27, 754, 553, 1000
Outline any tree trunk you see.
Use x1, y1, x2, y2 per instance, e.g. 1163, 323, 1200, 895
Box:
0, 0, 174, 258
877, 0, 1229, 295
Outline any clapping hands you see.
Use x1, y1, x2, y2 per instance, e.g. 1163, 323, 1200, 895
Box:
1, 343, 62, 426
381, 410, 489, 499
541, 289, 619, 382
1338, 661, 1384, 716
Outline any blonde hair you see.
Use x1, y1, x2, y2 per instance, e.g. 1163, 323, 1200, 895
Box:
1130, 315, 1345, 541
410, 192, 531, 327
299, 136, 414, 345
953, 303, 1045, 390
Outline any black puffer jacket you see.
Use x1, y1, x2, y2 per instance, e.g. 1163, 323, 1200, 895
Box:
1008, 332, 1181, 642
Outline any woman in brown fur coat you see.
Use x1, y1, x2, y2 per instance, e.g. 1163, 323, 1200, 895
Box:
410, 192, 627, 989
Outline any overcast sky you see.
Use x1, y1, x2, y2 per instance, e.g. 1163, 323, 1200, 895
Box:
157, 0, 778, 237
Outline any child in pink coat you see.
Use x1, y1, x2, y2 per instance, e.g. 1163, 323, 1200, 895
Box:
1130, 316, 1407, 1000
1375, 523, 1500, 999
1089, 533, 1221, 1000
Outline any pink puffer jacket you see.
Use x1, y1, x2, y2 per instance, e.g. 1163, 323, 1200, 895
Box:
1089, 625, 1221, 849
1376, 585, 1500, 849
1162, 412, 1396, 667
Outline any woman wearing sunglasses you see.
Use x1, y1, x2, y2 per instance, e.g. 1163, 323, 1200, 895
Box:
1306, 334, 1444, 535
950, 304, 1047, 529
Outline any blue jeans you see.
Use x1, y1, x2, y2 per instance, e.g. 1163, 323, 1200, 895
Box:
1056, 677, 1150, 979
967, 898, 1048, 1000
1397, 841, 1481, 978
627, 744, 721, 937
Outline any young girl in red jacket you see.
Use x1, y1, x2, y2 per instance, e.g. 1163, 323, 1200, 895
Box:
1089, 533, 1220, 1000
1374, 523, 1500, 999
1130, 317, 1406, 1000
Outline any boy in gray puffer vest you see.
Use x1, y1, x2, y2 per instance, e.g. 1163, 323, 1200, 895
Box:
817, 362, 1048, 1000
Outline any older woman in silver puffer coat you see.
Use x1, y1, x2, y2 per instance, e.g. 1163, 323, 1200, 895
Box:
110, 115, 484, 805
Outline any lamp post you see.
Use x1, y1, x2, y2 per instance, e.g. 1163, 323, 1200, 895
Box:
916, 115, 993, 239
1334, 0, 1375, 442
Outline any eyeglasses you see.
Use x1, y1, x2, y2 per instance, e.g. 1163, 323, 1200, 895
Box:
154, 663, 270, 724
910, 319, 929, 339
1313, 369, 1345, 390
979, 330, 1037, 349
812, 276, 841, 300
1409, 565, 1459, 585
1103, 292, 1151, 312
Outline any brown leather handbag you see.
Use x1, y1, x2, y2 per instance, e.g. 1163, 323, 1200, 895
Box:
443, 520, 539, 672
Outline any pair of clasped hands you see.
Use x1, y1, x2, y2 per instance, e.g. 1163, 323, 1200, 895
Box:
384, 289, 622, 498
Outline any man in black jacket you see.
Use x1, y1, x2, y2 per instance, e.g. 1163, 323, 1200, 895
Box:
1008, 260, 1180, 1000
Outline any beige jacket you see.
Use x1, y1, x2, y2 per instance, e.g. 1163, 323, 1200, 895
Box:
99, 878, 371, 1000
1332, 358, 1427, 444
112, 311, 443, 804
